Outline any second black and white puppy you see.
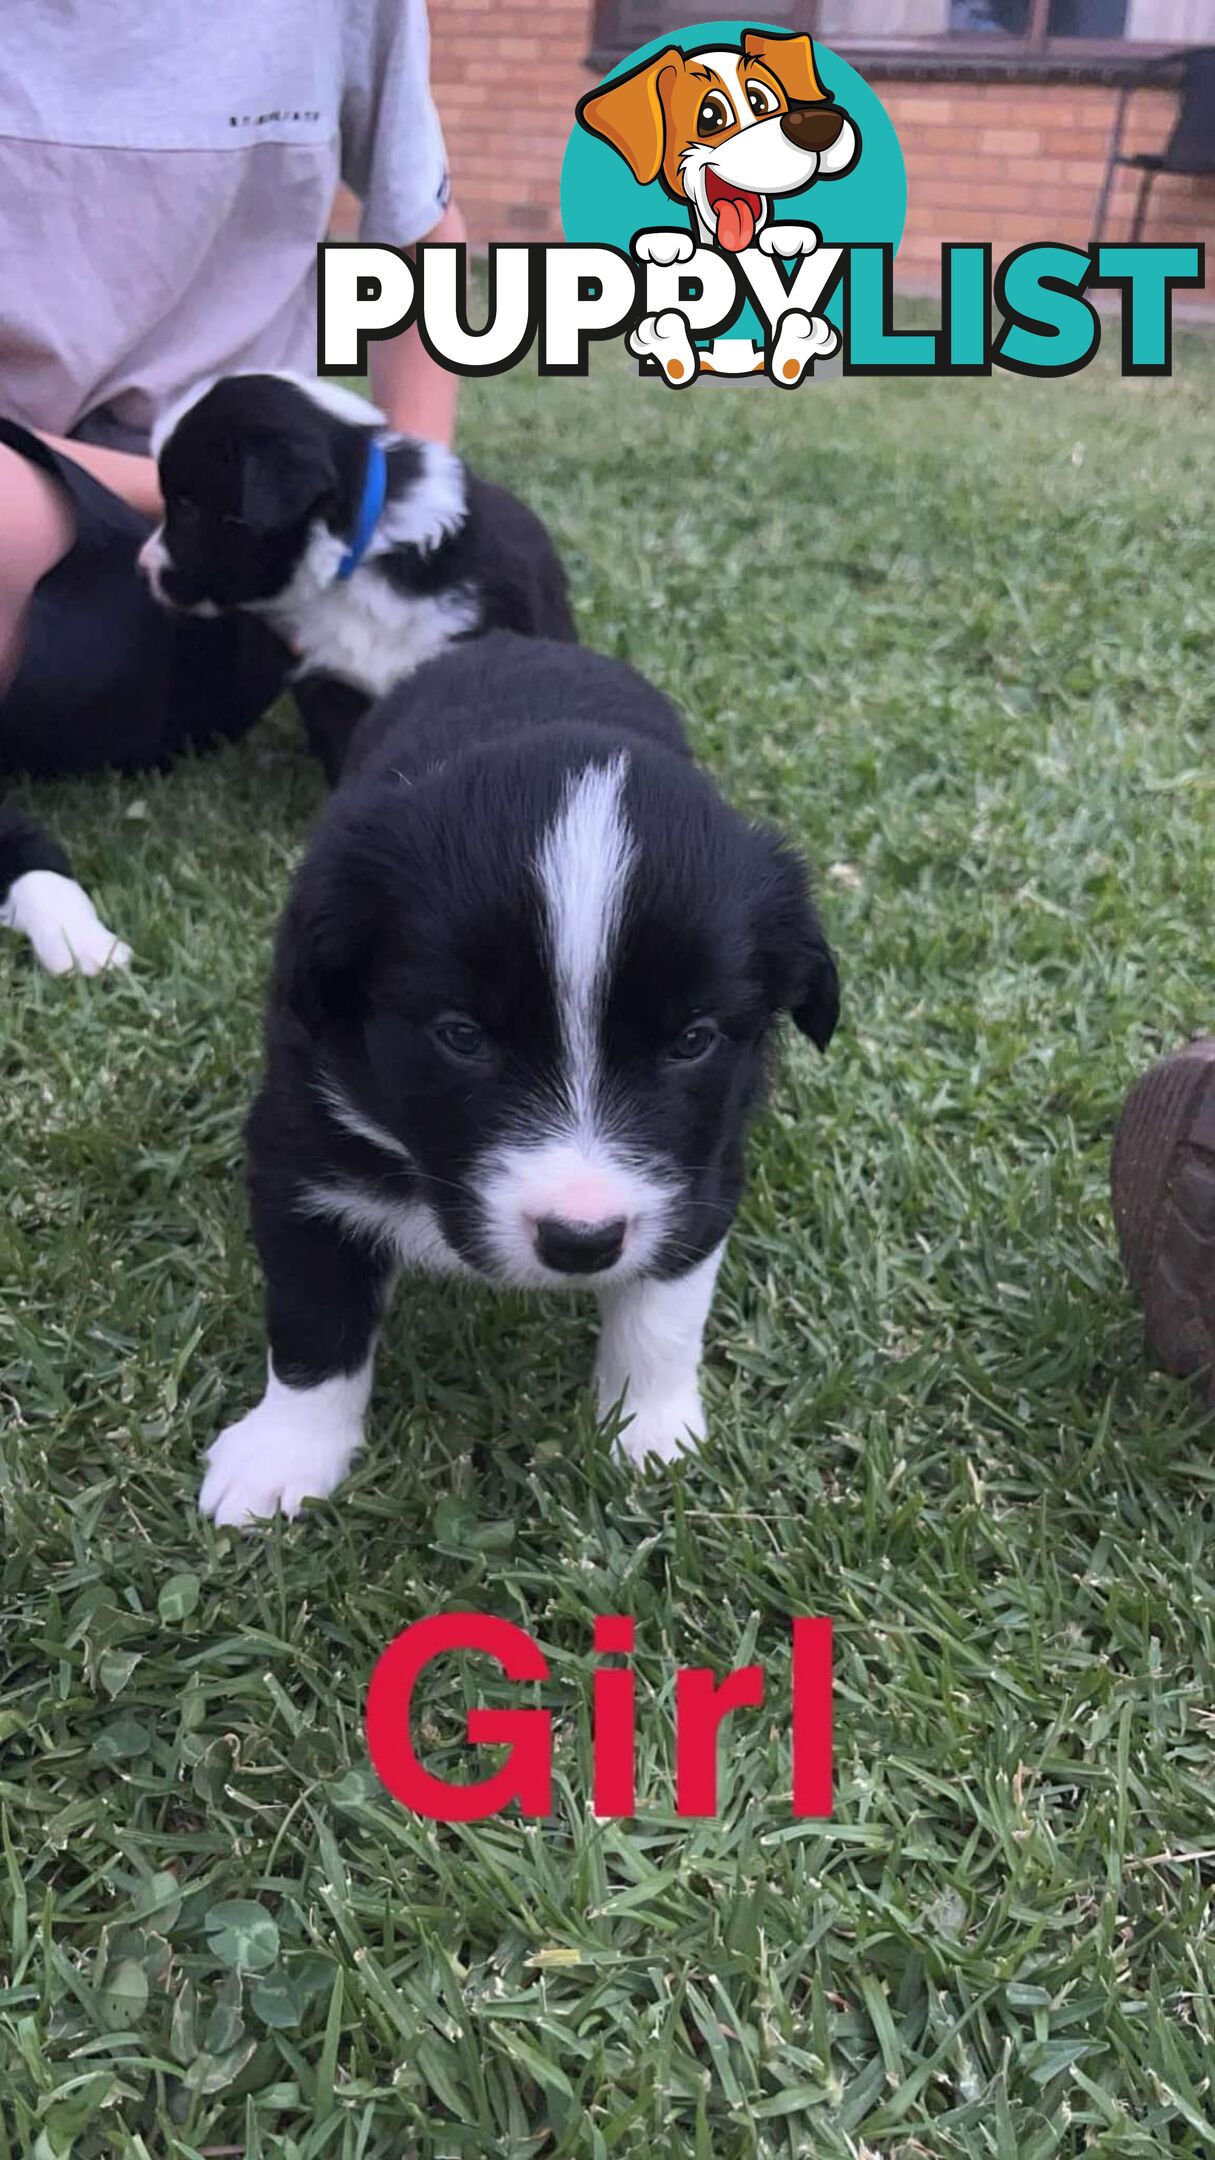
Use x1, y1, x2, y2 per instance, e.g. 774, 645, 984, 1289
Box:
200, 632, 838, 1527
140, 372, 576, 779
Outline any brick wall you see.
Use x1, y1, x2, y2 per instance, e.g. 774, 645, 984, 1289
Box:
884, 80, 1215, 303
333, 16, 1215, 311
428, 0, 597, 243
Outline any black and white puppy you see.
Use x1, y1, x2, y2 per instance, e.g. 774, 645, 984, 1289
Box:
140, 373, 576, 780
200, 632, 838, 1526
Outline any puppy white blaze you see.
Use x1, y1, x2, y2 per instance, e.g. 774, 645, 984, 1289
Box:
477, 757, 678, 1285
537, 754, 635, 1132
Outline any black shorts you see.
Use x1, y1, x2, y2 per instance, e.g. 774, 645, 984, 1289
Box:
0, 418, 291, 779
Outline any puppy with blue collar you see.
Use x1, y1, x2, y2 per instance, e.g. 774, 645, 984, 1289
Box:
140, 372, 577, 779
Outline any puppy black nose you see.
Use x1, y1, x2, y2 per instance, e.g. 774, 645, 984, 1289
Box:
534, 1216, 626, 1275
780, 102, 846, 152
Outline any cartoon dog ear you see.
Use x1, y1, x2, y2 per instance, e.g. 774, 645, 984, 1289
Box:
741, 28, 830, 104
576, 47, 685, 185
754, 830, 840, 1052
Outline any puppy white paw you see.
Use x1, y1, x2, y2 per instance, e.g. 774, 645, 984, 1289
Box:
627, 310, 700, 387
611, 1387, 706, 1470
634, 229, 696, 267
768, 308, 839, 387
1, 871, 132, 977
200, 1387, 364, 1527
757, 222, 821, 259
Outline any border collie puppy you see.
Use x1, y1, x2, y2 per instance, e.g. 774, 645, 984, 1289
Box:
140, 373, 576, 780
201, 632, 839, 1526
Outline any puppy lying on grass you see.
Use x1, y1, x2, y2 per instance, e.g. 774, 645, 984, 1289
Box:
202, 632, 838, 1525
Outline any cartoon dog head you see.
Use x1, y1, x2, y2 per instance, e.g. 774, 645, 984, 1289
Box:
577, 28, 859, 254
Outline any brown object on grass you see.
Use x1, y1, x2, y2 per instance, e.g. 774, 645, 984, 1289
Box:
1111, 1037, 1215, 1386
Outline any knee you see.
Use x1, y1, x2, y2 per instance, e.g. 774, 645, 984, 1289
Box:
0, 446, 75, 593
0, 445, 75, 686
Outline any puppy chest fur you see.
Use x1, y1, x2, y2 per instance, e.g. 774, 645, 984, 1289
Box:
266, 537, 484, 700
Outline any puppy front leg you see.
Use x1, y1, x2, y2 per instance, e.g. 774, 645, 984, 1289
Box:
201, 1206, 394, 1527
595, 1244, 725, 1469
0, 804, 131, 977
292, 674, 373, 786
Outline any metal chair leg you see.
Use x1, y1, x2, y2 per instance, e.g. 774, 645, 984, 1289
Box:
1131, 164, 1155, 243
1093, 82, 1131, 249
1093, 154, 1117, 247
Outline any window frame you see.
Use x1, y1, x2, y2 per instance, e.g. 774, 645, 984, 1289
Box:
944, 0, 1130, 53
586, 0, 1173, 84
587, 1, 819, 74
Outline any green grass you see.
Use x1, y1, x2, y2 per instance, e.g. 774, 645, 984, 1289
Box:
4, 331, 1215, 2158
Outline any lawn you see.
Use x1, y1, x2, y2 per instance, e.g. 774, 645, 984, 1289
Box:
3, 330, 1215, 2159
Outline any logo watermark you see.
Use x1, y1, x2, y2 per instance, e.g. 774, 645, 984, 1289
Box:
317, 17, 1204, 388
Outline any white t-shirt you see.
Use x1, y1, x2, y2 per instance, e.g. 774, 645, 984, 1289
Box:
0, 0, 449, 446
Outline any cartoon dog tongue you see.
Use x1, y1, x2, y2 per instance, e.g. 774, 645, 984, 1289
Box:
715, 192, 756, 253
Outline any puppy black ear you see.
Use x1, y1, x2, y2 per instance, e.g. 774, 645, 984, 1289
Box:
275, 814, 388, 1040
755, 831, 840, 1052
239, 437, 335, 533
791, 934, 840, 1050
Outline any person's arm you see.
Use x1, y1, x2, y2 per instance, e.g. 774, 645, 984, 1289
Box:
342, 0, 457, 441
368, 199, 465, 445
36, 434, 162, 519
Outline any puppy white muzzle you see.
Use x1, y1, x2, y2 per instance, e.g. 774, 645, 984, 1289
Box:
136, 530, 218, 617
477, 1138, 677, 1288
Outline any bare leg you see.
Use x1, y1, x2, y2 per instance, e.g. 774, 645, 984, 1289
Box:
0, 445, 75, 693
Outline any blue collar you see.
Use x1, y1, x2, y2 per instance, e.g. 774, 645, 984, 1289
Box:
337, 439, 388, 580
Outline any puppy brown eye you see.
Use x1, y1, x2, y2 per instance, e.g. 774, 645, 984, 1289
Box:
432, 1015, 487, 1060
746, 81, 779, 116
669, 1019, 720, 1063
697, 94, 732, 136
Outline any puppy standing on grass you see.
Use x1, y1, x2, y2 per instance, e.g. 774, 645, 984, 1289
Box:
141, 371, 576, 780
201, 632, 838, 1526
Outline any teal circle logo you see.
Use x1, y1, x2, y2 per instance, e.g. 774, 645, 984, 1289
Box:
561, 19, 906, 371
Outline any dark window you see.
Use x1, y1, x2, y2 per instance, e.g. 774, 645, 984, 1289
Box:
949, 0, 1127, 29
590, 2, 816, 68
591, 0, 1151, 71
1048, 0, 1128, 32
950, 0, 1034, 30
